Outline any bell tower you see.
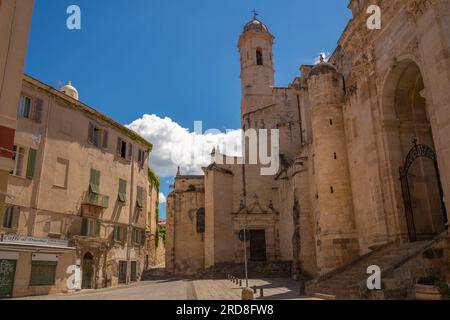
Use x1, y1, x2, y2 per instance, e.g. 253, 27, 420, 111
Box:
238, 13, 275, 121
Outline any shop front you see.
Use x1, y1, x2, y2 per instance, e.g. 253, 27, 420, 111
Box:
0, 234, 76, 298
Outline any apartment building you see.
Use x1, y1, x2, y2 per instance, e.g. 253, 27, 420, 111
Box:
0, 75, 155, 298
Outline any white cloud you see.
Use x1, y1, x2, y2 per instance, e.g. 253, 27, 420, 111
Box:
159, 192, 167, 204
314, 51, 330, 64
127, 114, 242, 178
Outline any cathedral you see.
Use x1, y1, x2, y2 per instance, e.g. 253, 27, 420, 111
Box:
166, 0, 450, 297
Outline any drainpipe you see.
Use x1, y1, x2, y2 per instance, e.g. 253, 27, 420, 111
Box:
126, 156, 135, 284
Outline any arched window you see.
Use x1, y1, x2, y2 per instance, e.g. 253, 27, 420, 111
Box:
196, 208, 205, 233
256, 49, 263, 66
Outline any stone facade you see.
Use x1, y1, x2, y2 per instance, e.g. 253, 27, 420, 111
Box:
0, 75, 157, 298
167, 0, 450, 281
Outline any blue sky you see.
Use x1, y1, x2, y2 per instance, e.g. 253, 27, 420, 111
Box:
25, 0, 352, 218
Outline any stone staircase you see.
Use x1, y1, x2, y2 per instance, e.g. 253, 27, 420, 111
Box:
306, 233, 448, 300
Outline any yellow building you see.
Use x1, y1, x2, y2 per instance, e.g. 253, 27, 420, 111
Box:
0, 75, 157, 298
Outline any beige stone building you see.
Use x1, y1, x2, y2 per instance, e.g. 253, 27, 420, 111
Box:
167, 0, 450, 297
0, 75, 157, 298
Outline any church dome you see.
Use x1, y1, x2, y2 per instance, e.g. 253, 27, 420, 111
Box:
309, 56, 337, 77
60, 81, 79, 100
243, 18, 270, 34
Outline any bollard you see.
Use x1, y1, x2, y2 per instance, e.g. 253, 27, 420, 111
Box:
239, 280, 242, 287
253, 286, 257, 294
241, 287, 254, 301
260, 288, 264, 297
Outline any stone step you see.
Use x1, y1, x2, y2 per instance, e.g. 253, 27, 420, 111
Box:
306, 238, 440, 300
313, 293, 337, 300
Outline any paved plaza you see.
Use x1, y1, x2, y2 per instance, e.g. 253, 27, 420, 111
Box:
12, 278, 320, 300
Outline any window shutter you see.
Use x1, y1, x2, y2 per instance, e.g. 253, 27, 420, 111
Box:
102, 131, 109, 149
32, 98, 43, 123
88, 123, 95, 144
26, 148, 37, 180
90, 169, 95, 184
18, 96, 24, 117
2, 207, 9, 227
11, 207, 20, 228
116, 137, 122, 156
96, 170, 101, 188
96, 220, 101, 237
89, 169, 100, 194
81, 218, 88, 236
136, 186, 143, 208
131, 228, 136, 244
123, 227, 128, 244
127, 143, 133, 160
141, 231, 146, 245
118, 179, 127, 203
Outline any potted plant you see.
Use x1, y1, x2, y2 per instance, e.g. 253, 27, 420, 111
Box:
415, 276, 450, 300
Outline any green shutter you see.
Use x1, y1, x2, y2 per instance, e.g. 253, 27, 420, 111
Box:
26, 149, 37, 180
11, 207, 20, 229
30, 262, 57, 286
136, 186, 143, 208
81, 218, 88, 236
2, 207, 10, 228
118, 179, 127, 203
89, 169, 100, 194
96, 220, 101, 237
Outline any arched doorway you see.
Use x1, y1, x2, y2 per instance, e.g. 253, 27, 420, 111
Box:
82, 252, 94, 289
382, 59, 448, 241
400, 141, 448, 241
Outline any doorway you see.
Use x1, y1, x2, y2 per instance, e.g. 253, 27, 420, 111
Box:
0, 259, 16, 299
400, 141, 448, 241
250, 230, 267, 262
130, 261, 137, 282
118, 261, 127, 284
82, 252, 94, 289
382, 59, 448, 241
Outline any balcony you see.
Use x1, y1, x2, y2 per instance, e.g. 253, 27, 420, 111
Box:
82, 191, 109, 208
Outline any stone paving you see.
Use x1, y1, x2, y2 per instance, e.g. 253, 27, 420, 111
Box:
193, 278, 320, 300
12, 278, 320, 300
